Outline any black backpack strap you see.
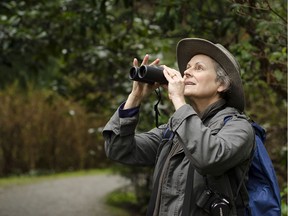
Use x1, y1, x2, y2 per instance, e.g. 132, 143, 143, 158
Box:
182, 163, 194, 215
228, 166, 251, 216
146, 140, 172, 216
176, 134, 197, 216
224, 115, 255, 216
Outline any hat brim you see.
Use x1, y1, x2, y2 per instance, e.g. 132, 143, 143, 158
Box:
176, 38, 245, 112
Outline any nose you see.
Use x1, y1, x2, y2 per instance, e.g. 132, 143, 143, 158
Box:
183, 69, 192, 78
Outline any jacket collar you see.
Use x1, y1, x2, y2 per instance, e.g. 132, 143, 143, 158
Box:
200, 99, 227, 123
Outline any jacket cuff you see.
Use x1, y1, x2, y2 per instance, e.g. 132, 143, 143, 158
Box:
118, 101, 140, 118
102, 103, 139, 137
119, 115, 139, 136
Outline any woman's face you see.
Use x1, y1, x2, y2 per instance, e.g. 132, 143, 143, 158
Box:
183, 54, 225, 101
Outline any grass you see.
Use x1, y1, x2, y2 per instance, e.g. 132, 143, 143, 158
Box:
0, 168, 113, 188
105, 204, 132, 216
105, 188, 144, 216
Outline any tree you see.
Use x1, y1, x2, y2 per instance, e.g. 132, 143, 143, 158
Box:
0, 0, 286, 213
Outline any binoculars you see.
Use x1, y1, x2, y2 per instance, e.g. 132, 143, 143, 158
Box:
129, 65, 168, 84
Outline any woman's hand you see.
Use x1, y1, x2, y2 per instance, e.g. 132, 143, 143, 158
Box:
162, 65, 186, 110
124, 54, 160, 109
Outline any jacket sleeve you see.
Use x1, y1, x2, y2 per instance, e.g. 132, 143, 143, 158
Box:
102, 107, 163, 166
169, 104, 254, 176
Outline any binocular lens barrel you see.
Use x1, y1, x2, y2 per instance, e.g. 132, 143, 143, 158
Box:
129, 65, 167, 84
129, 66, 153, 83
129, 66, 139, 80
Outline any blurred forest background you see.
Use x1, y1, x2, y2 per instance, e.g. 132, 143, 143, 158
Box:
0, 0, 287, 214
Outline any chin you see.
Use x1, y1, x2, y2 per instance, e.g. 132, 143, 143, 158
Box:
184, 89, 195, 97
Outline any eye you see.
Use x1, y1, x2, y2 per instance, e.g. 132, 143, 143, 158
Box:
195, 65, 204, 71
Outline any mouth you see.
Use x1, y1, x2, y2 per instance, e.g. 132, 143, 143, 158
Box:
184, 81, 196, 86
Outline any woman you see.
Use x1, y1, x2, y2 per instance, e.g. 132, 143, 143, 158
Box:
102, 38, 254, 216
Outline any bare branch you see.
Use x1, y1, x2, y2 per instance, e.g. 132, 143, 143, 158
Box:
264, 0, 287, 23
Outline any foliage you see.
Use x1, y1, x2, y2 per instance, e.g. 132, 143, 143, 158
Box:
106, 188, 138, 208
0, 0, 286, 213
0, 84, 108, 176
281, 184, 288, 216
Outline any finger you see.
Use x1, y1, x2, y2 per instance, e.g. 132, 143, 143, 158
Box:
133, 58, 139, 67
163, 66, 174, 78
164, 66, 181, 78
141, 54, 149, 66
163, 68, 174, 82
149, 58, 160, 66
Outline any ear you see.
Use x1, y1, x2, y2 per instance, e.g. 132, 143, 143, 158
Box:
217, 83, 227, 93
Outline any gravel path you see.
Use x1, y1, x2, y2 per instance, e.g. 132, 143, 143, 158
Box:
0, 174, 128, 216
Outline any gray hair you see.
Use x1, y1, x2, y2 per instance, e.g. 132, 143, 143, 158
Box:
212, 60, 231, 97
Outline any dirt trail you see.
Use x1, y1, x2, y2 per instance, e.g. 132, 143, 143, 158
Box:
0, 174, 128, 216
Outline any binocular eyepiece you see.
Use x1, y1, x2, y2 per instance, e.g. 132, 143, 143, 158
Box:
129, 65, 168, 84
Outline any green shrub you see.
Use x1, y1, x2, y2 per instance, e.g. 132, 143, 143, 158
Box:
0, 84, 108, 176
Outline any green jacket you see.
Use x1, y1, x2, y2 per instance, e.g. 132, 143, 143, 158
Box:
102, 102, 254, 216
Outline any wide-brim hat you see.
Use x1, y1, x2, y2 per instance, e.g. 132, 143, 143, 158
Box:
176, 38, 245, 112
